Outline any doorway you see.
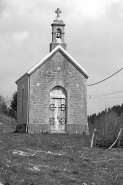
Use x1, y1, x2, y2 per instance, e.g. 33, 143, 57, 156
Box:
49, 86, 66, 132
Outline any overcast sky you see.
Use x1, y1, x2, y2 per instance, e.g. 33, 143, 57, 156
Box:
0, 0, 123, 115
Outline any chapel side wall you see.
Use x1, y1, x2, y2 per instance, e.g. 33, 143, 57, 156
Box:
16, 74, 28, 132
68, 67, 87, 133
28, 51, 88, 134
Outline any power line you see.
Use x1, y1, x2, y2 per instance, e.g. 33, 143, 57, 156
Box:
88, 95, 123, 100
88, 90, 123, 98
87, 68, 123, 86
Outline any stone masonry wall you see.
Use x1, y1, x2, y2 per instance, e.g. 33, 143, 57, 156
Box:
16, 74, 28, 130
28, 50, 87, 133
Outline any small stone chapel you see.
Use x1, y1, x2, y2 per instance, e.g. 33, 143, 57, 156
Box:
16, 8, 89, 134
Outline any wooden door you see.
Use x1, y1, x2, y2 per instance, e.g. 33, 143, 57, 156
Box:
49, 87, 66, 132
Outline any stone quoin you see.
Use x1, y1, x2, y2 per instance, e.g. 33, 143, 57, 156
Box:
15, 8, 89, 134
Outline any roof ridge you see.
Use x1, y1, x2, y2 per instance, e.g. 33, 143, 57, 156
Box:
16, 45, 89, 83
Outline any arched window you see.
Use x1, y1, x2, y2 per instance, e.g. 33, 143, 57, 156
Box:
50, 86, 66, 99
56, 29, 61, 39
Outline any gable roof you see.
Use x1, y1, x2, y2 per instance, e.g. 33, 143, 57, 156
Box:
16, 45, 89, 83
28, 45, 89, 77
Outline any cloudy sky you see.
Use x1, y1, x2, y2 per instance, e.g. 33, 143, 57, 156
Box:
0, 0, 123, 115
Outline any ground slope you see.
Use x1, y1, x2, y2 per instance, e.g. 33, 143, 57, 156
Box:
0, 114, 16, 133
0, 133, 123, 185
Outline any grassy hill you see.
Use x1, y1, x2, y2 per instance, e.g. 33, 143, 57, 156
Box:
0, 133, 123, 185
0, 113, 123, 184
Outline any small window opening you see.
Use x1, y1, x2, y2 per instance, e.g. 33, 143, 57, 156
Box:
56, 29, 61, 39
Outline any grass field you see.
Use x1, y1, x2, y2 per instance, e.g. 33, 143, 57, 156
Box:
0, 133, 123, 185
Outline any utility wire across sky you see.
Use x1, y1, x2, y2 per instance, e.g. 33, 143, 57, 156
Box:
87, 68, 123, 86
88, 95, 123, 100
88, 90, 123, 98
87, 67, 123, 100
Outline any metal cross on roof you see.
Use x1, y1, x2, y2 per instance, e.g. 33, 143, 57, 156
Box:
55, 8, 62, 19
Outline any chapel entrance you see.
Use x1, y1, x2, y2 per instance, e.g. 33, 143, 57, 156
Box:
49, 86, 66, 133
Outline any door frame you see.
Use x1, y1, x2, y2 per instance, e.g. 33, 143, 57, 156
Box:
49, 86, 67, 133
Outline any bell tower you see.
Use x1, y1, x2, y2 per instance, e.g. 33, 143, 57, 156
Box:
50, 8, 67, 52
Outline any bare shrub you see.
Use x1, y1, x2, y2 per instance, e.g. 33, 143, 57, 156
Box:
94, 110, 123, 148
0, 95, 10, 116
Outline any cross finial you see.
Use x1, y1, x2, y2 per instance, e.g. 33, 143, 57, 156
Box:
55, 8, 62, 20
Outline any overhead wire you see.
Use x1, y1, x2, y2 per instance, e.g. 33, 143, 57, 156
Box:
87, 68, 123, 86
88, 95, 123, 100
88, 90, 123, 98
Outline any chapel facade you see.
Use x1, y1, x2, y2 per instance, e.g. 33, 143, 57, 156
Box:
16, 8, 89, 134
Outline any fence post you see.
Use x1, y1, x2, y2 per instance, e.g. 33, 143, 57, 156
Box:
90, 128, 96, 148
108, 128, 123, 149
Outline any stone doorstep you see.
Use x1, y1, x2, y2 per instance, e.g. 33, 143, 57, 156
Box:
51, 130, 66, 133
